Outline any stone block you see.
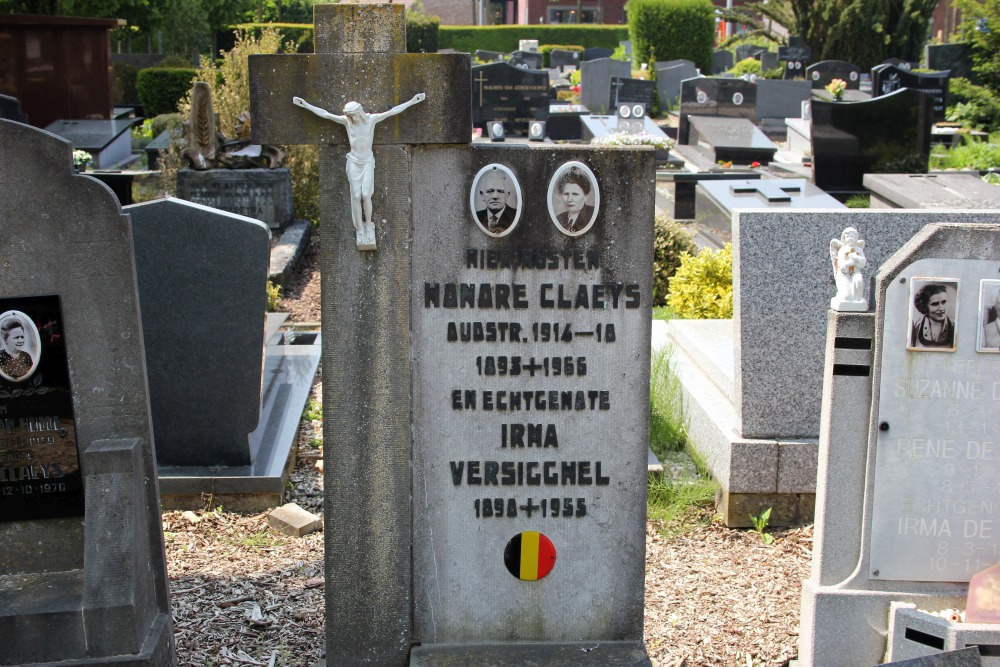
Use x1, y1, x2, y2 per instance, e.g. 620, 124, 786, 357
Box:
269, 503, 322, 537
176, 168, 293, 229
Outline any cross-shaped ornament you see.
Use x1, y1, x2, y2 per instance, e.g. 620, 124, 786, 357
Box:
249, 4, 470, 251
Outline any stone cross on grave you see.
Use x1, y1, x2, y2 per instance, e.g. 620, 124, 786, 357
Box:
250, 3, 470, 251
730, 181, 802, 203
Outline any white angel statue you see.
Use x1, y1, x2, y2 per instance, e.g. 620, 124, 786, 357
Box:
829, 226, 868, 312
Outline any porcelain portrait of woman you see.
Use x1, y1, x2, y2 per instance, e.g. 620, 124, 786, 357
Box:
547, 162, 599, 237
907, 280, 959, 351
0, 311, 40, 382
978, 280, 1000, 352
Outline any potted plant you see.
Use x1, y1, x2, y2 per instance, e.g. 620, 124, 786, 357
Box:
73, 150, 93, 172
825, 78, 847, 101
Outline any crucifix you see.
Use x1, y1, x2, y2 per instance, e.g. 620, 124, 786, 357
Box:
249, 3, 469, 252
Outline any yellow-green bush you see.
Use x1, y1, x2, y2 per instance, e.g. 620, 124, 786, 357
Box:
666, 243, 733, 319
652, 214, 697, 307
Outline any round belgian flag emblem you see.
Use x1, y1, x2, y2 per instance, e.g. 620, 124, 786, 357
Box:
504, 531, 556, 581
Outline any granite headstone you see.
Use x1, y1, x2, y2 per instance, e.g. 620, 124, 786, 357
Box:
176, 167, 294, 229
582, 46, 614, 61
475, 49, 505, 63
865, 173, 1000, 209
807, 59, 863, 89
925, 43, 973, 81
609, 76, 655, 109
712, 50, 734, 74
472, 61, 550, 131
655, 59, 698, 107
810, 88, 932, 192
0, 118, 175, 666
678, 77, 757, 144
580, 57, 631, 114
687, 115, 777, 164
509, 50, 543, 70
735, 44, 765, 62
549, 49, 580, 71
0, 93, 27, 122
871, 64, 950, 121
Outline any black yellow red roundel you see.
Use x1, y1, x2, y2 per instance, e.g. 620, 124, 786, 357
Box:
503, 531, 556, 581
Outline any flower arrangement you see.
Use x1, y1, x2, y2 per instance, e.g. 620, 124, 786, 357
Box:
72, 150, 93, 169
825, 78, 847, 100
591, 131, 674, 150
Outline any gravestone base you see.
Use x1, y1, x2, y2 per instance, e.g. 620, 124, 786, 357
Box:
888, 604, 1000, 664
799, 583, 967, 666
176, 168, 294, 230
409, 641, 652, 666
666, 320, 818, 527
157, 314, 321, 511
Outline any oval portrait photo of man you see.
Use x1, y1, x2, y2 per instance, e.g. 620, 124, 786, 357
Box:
470, 164, 522, 238
547, 161, 600, 237
0, 310, 41, 382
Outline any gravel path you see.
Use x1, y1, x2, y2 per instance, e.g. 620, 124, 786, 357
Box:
163, 235, 814, 666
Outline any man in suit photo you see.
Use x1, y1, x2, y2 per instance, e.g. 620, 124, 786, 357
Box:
475, 169, 518, 235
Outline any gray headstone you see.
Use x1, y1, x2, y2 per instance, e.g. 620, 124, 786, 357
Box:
800, 223, 1000, 667
580, 57, 631, 114
655, 60, 698, 107
176, 167, 295, 230
43, 118, 133, 168
757, 51, 779, 71
712, 50, 734, 74
0, 118, 174, 665
549, 49, 580, 71
127, 197, 270, 468
509, 50, 543, 70
582, 46, 614, 61
735, 44, 765, 62
755, 79, 811, 120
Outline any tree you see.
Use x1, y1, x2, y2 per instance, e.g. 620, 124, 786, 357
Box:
956, 0, 1000, 92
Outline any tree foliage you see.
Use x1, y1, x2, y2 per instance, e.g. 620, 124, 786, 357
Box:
956, 0, 1000, 92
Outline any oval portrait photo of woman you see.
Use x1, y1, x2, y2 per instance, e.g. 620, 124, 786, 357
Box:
547, 161, 600, 237
0, 310, 41, 382
470, 163, 522, 238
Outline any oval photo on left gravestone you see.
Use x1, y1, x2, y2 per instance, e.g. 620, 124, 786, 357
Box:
548, 161, 600, 237
470, 164, 522, 238
0, 309, 41, 383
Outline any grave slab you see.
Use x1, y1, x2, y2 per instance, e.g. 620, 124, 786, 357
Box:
686, 115, 777, 165
678, 77, 756, 145
865, 173, 1000, 209
44, 118, 134, 168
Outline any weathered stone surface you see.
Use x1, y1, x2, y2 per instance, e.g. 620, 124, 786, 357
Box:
268, 502, 322, 537
175, 167, 293, 229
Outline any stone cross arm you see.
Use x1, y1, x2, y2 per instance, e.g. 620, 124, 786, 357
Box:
249, 53, 471, 147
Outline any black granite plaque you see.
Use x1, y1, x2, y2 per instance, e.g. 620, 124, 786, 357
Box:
472, 62, 549, 130
509, 50, 543, 70
811, 88, 932, 192
778, 44, 812, 63
0, 295, 82, 522
871, 64, 950, 121
807, 60, 862, 89
609, 77, 655, 108
678, 77, 757, 144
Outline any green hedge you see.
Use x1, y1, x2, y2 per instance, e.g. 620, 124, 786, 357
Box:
439, 25, 627, 54
627, 0, 714, 72
407, 13, 440, 53
136, 68, 197, 117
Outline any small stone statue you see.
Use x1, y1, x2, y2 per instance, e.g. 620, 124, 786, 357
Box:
829, 226, 868, 312
292, 93, 426, 250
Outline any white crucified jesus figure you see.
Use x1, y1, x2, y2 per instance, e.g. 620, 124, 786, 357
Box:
292, 93, 426, 250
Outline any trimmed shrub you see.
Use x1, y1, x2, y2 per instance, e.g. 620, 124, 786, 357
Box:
666, 243, 733, 319
729, 57, 761, 77
136, 68, 197, 117
157, 54, 197, 68
627, 0, 714, 73
438, 25, 627, 54
653, 215, 697, 307
407, 13, 440, 53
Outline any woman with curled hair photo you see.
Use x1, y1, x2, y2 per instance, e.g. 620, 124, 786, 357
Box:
0, 315, 33, 379
909, 282, 956, 350
554, 167, 595, 233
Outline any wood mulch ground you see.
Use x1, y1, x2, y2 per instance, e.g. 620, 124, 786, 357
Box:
162, 234, 814, 666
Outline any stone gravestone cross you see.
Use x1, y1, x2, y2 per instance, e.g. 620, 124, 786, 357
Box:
250, 5, 470, 664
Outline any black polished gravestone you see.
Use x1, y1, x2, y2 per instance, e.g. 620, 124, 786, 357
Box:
687, 115, 777, 165
678, 77, 756, 144
610, 76, 655, 109
508, 50, 543, 70
735, 44, 765, 62
472, 61, 549, 132
925, 42, 974, 81
871, 64, 950, 121
806, 59, 862, 89
0, 119, 175, 666
475, 49, 504, 63
810, 87, 932, 192
549, 48, 580, 71
883, 57, 917, 72
0, 93, 27, 122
